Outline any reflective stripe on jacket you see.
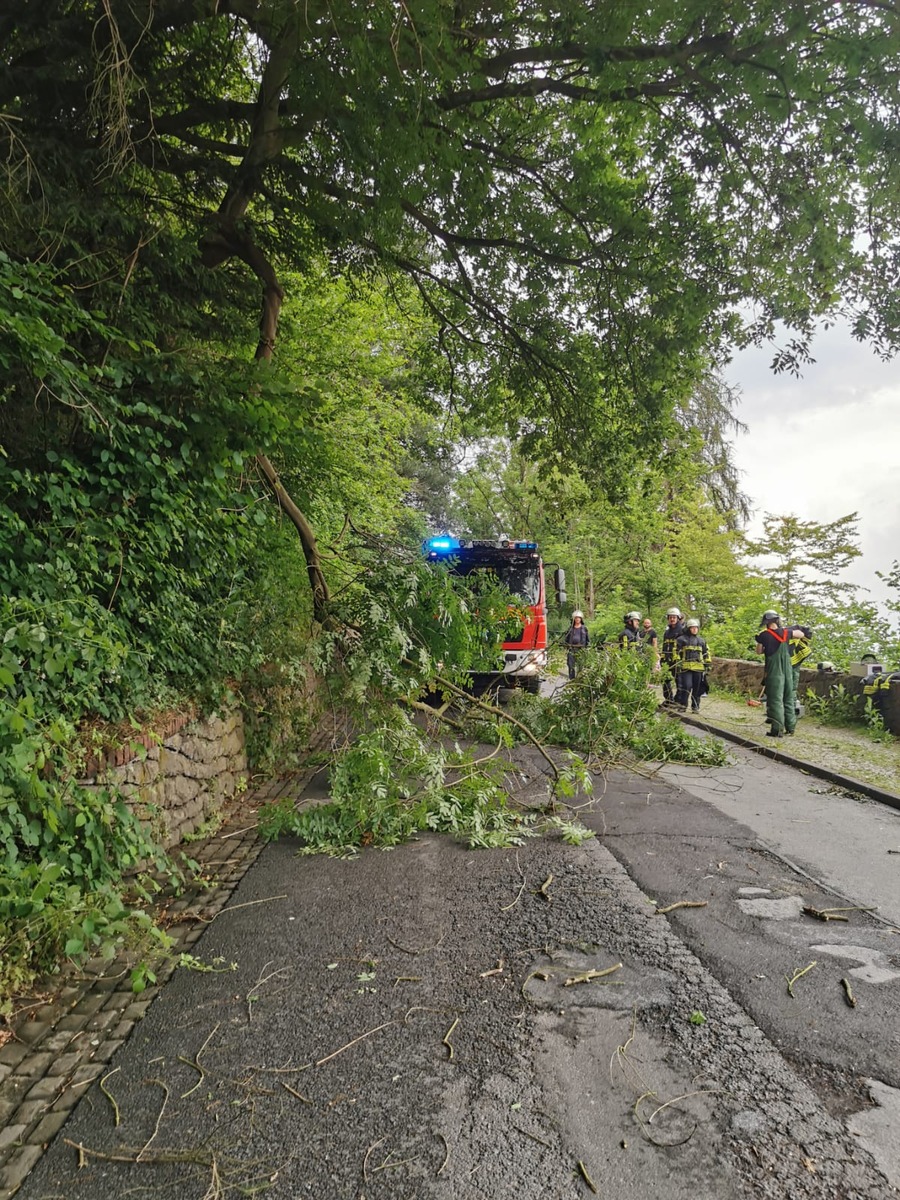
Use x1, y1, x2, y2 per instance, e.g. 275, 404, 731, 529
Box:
788, 626, 813, 666
674, 633, 711, 672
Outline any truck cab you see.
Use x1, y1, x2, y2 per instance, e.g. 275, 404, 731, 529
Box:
424, 536, 548, 694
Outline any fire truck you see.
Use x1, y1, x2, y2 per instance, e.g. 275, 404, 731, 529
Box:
423, 536, 564, 694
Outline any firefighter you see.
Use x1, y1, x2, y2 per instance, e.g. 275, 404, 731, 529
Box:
755, 610, 797, 737
619, 611, 643, 649
661, 607, 684, 704
564, 610, 589, 679
787, 622, 813, 706
674, 617, 711, 712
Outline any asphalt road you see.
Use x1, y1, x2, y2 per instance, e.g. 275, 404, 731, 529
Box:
14, 745, 896, 1200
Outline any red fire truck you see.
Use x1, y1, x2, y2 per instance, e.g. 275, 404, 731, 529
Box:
423, 536, 563, 694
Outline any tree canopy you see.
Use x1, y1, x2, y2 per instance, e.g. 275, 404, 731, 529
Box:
5, 0, 900, 477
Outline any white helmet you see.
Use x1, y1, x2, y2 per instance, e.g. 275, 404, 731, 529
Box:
572, 610, 584, 619
625, 610, 641, 622
685, 616, 700, 630
666, 607, 682, 618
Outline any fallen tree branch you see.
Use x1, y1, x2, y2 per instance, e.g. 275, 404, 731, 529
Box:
403, 659, 562, 783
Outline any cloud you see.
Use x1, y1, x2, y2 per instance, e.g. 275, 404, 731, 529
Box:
725, 325, 900, 609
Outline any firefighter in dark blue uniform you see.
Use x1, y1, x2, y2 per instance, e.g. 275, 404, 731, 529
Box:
619, 611, 642, 649
674, 617, 711, 712
661, 606, 684, 704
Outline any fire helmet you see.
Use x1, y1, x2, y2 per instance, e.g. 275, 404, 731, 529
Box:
685, 617, 700, 630
572, 610, 584, 619
624, 610, 641, 623
666, 607, 682, 618
762, 610, 780, 624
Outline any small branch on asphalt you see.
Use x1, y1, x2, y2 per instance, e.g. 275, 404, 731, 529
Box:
479, 960, 505, 978
818, 905, 877, 915
521, 968, 553, 1000
576, 1159, 599, 1194
442, 1017, 460, 1060
372, 1152, 419, 1174
563, 963, 622, 987
436, 1132, 451, 1175
393, 976, 422, 985
538, 874, 554, 902
654, 900, 708, 915
500, 852, 527, 912
179, 1024, 220, 1098
201, 894, 288, 923
246, 961, 290, 1023
786, 961, 817, 998
387, 933, 445, 955
647, 1088, 723, 1123
362, 1136, 387, 1183
634, 1091, 697, 1148
840, 977, 857, 1008
203, 1156, 224, 1200
137, 1078, 170, 1161
99, 1067, 121, 1126
281, 1081, 312, 1103
513, 1125, 552, 1149
315, 1021, 396, 1067
802, 906, 849, 922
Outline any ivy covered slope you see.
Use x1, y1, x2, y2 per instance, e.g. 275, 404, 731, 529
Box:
0, 244, 439, 1001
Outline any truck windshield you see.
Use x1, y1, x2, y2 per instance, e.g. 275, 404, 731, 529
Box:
453, 560, 541, 606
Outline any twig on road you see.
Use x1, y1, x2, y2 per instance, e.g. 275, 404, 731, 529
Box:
654, 900, 708, 915
99, 1067, 121, 1127
315, 1021, 396, 1067
179, 1023, 219, 1098
436, 1132, 451, 1175
199, 894, 287, 923
442, 1017, 460, 1060
840, 977, 857, 1008
500, 850, 527, 912
786, 961, 817, 998
564, 963, 622, 987
576, 1159, 599, 1193
387, 933, 444, 955
137, 1078, 170, 1161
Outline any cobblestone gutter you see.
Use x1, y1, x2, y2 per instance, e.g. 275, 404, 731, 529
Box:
0, 723, 336, 1200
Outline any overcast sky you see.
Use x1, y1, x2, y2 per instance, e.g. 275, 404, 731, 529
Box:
723, 321, 900, 612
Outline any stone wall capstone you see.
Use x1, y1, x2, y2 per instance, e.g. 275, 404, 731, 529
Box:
78, 710, 248, 847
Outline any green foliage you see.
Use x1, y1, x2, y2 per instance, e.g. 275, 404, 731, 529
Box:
803, 684, 894, 744
508, 649, 729, 768
744, 513, 862, 616
258, 711, 536, 856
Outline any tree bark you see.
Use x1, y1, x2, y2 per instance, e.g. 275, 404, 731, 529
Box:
196, 26, 333, 625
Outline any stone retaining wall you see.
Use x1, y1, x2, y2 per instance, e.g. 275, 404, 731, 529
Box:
709, 657, 900, 735
78, 710, 248, 847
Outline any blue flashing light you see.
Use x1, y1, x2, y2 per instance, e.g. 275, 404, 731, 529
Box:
512, 540, 538, 550
425, 535, 460, 555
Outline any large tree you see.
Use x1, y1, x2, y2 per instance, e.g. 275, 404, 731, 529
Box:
4, 0, 900, 618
